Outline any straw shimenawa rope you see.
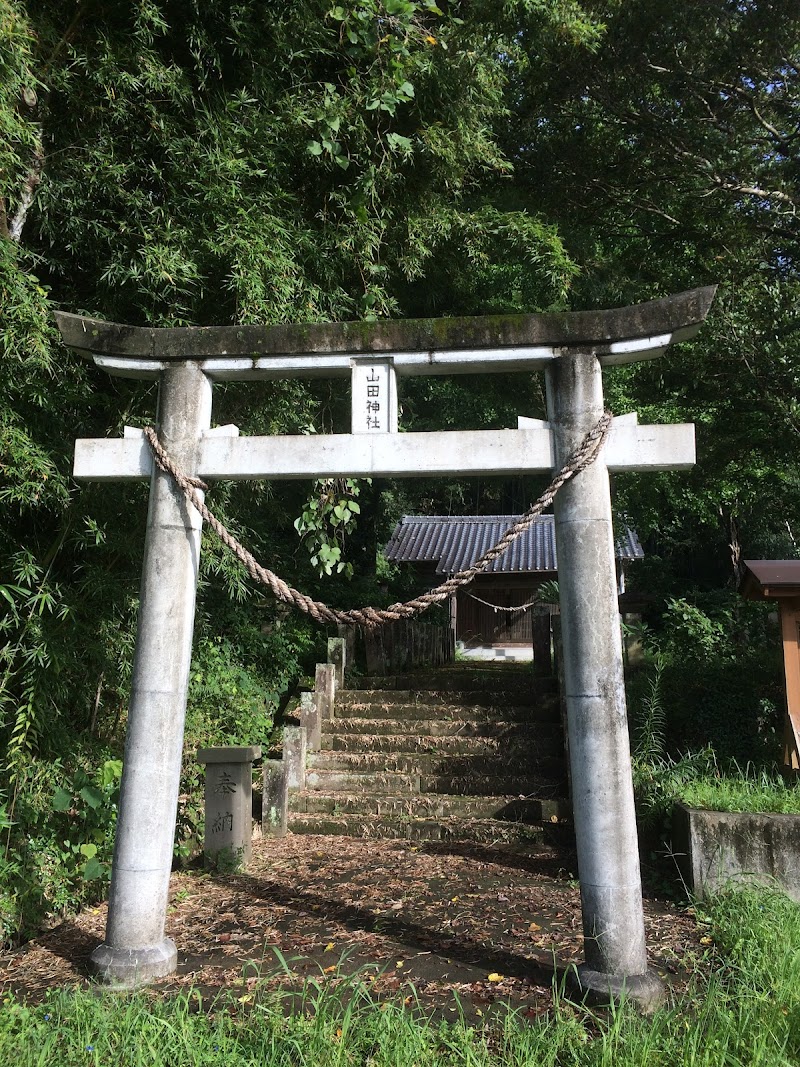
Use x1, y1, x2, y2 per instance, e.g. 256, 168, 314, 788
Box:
466, 591, 540, 614
143, 411, 612, 627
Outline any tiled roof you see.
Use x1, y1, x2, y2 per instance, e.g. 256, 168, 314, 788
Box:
384, 515, 644, 575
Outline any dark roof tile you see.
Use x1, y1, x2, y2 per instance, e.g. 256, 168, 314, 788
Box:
384, 515, 643, 575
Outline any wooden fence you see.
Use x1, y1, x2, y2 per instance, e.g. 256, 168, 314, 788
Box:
359, 618, 455, 675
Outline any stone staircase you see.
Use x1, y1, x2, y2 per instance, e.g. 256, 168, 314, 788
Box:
287, 663, 573, 845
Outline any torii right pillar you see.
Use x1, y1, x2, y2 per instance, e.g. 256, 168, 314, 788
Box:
546, 352, 664, 1009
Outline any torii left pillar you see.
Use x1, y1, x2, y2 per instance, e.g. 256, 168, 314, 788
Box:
91, 362, 211, 984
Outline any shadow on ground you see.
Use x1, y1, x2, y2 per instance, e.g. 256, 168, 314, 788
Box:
0, 836, 702, 1024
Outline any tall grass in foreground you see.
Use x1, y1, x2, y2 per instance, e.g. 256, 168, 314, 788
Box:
1, 887, 799, 1066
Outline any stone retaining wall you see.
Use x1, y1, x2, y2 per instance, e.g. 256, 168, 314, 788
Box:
672, 802, 800, 901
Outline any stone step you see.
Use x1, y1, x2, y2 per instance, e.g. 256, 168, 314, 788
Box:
422, 773, 566, 795
359, 671, 553, 695
333, 698, 560, 723
319, 732, 563, 758
321, 717, 561, 739
286, 813, 567, 845
290, 664, 567, 844
308, 750, 564, 774
304, 768, 565, 796
289, 791, 571, 822
338, 687, 551, 708
306, 751, 565, 778
305, 770, 420, 794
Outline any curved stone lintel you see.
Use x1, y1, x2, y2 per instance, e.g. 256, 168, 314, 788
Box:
54, 286, 716, 369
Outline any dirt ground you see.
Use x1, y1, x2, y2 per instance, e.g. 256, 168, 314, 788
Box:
0, 835, 704, 1022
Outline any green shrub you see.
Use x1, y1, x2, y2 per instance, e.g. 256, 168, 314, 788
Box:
627, 591, 782, 766
175, 613, 320, 859
0, 754, 121, 945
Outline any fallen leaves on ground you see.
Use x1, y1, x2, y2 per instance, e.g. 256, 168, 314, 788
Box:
0, 835, 703, 1023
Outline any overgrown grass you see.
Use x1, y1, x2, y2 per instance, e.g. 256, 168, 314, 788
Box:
678, 767, 800, 813
2, 887, 799, 1065
634, 748, 800, 831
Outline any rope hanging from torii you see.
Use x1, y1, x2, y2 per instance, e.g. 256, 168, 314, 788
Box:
467, 591, 541, 614
143, 410, 613, 628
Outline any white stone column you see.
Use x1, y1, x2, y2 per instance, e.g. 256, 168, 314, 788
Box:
91, 361, 212, 985
545, 353, 663, 1008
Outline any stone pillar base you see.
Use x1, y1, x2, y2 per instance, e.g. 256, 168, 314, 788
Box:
571, 964, 665, 1013
90, 937, 177, 987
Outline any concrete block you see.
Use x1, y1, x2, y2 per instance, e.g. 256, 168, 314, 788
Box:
74, 423, 696, 482
672, 803, 800, 901
91, 939, 177, 986
328, 637, 346, 688
198, 746, 262, 765
283, 726, 307, 790
299, 691, 321, 751
315, 663, 336, 721
262, 759, 288, 837
338, 624, 357, 674
198, 745, 261, 869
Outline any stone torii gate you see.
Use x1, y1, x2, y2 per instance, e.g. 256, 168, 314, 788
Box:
56, 285, 715, 1005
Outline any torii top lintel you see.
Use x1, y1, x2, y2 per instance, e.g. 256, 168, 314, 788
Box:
54, 286, 716, 381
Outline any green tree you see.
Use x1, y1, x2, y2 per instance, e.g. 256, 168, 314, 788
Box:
1, 0, 599, 940
499, 0, 800, 581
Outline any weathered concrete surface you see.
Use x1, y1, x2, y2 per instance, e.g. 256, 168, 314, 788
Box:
283, 726, 308, 790
545, 353, 662, 1006
73, 423, 695, 482
672, 803, 800, 901
262, 759, 289, 838
54, 287, 715, 365
328, 638, 346, 689
298, 692, 322, 752
198, 746, 261, 868
91, 361, 211, 987
314, 663, 336, 722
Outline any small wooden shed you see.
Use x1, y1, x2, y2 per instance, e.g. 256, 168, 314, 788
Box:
740, 559, 800, 771
384, 514, 643, 650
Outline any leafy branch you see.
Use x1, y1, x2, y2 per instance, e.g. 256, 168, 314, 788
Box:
294, 478, 364, 577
